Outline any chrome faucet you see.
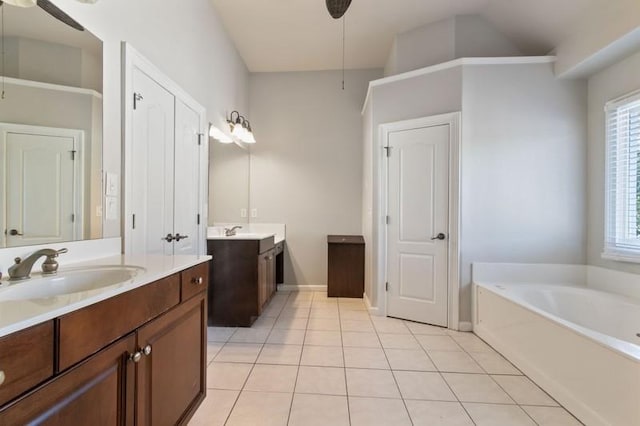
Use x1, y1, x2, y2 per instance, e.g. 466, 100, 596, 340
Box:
224, 226, 243, 237
8, 248, 68, 281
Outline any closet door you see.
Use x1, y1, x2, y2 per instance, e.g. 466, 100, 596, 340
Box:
130, 68, 175, 255
173, 100, 201, 256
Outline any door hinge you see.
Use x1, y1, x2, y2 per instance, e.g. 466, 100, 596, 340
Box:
197, 213, 201, 225
197, 133, 203, 146
385, 282, 389, 292
132, 214, 136, 230
70, 150, 77, 160
384, 146, 391, 157
71, 213, 75, 223
385, 215, 390, 225
133, 93, 143, 110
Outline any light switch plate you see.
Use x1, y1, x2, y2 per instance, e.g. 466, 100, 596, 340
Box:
105, 197, 118, 220
105, 173, 119, 197
240, 208, 247, 218
251, 208, 258, 218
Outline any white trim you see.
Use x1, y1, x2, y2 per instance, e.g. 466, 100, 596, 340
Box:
361, 56, 556, 114
277, 284, 327, 292
378, 112, 461, 331
2, 76, 102, 99
459, 321, 473, 332
601, 250, 640, 264
364, 292, 381, 316
122, 42, 208, 256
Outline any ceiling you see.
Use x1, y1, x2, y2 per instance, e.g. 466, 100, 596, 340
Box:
210, 0, 600, 72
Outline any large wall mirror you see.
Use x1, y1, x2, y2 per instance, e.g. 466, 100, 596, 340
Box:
209, 141, 250, 225
0, 3, 103, 248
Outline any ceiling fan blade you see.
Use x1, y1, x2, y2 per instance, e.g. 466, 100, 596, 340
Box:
326, 0, 352, 19
36, 0, 84, 31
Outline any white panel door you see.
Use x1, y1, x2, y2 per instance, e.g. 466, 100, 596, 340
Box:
173, 99, 201, 255
387, 124, 450, 326
6, 132, 76, 247
130, 68, 175, 255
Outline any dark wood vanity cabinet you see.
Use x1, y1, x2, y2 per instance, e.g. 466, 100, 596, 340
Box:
208, 237, 280, 326
0, 262, 209, 425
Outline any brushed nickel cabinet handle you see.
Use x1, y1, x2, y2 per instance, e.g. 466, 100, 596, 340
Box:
129, 351, 142, 363
0, 370, 5, 386
143, 344, 152, 356
192, 277, 203, 285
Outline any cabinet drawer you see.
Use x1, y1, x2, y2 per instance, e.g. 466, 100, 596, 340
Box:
0, 322, 54, 406
58, 274, 180, 371
181, 262, 209, 302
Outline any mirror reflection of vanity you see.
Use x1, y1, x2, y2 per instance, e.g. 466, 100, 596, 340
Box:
209, 141, 249, 224
0, 5, 103, 249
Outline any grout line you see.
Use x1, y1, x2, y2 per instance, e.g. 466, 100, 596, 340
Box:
336, 296, 352, 426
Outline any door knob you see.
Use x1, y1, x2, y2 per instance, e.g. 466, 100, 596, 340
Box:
162, 234, 175, 242
431, 233, 446, 241
8, 229, 23, 236
175, 233, 189, 242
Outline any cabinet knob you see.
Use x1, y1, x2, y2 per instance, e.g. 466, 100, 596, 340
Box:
192, 276, 204, 285
129, 351, 142, 363
0, 370, 5, 386
143, 344, 152, 356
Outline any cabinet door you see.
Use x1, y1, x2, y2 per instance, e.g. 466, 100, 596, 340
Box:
257, 253, 268, 312
136, 293, 206, 426
0, 334, 136, 425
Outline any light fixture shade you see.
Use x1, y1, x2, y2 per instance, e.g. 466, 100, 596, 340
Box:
209, 125, 233, 144
243, 131, 256, 144
76, 0, 99, 3
231, 124, 246, 139
3, 0, 37, 7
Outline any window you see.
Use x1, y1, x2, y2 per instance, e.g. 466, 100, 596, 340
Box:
604, 91, 640, 261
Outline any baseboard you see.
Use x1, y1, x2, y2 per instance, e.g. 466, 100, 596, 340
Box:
459, 321, 473, 332
277, 284, 327, 292
364, 293, 381, 316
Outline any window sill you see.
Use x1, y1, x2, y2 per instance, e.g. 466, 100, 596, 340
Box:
601, 250, 640, 264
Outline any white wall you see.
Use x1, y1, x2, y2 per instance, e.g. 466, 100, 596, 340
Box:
1, 0, 249, 250
249, 69, 381, 287
460, 63, 587, 321
587, 49, 640, 273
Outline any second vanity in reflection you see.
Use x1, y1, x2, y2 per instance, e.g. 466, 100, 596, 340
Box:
207, 225, 285, 326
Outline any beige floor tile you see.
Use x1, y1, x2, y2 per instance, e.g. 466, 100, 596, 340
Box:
309, 308, 340, 319
340, 310, 370, 320
301, 345, 344, 367
261, 305, 284, 318
492, 375, 558, 406
288, 394, 350, 426
463, 403, 536, 426
295, 366, 347, 395
468, 351, 521, 375
207, 327, 236, 342
304, 330, 342, 346
279, 307, 311, 318
229, 328, 271, 344
307, 317, 341, 331
443, 373, 514, 404
429, 350, 484, 373
188, 389, 239, 426
404, 321, 449, 335
251, 316, 277, 329
393, 371, 457, 401
416, 335, 463, 351
340, 320, 375, 332
385, 348, 437, 371
206, 362, 253, 390
371, 317, 411, 334
244, 364, 298, 393
273, 317, 308, 330
341, 331, 381, 348
450, 332, 495, 353
345, 368, 400, 398
285, 301, 312, 309
226, 391, 292, 426
256, 344, 302, 365
339, 303, 367, 312
378, 333, 421, 349
214, 343, 263, 363
207, 343, 224, 364
349, 397, 412, 426
521, 406, 582, 426
405, 400, 474, 426
343, 347, 390, 369
266, 329, 306, 345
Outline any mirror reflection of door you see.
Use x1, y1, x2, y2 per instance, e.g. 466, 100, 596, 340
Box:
1, 124, 83, 248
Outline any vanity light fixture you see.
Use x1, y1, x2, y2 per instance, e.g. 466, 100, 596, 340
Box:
227, 110, 256, 144
209, 124, 233, 144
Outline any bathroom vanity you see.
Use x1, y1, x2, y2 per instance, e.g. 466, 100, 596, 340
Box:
0, 255, 210, 425
207, 232, 284, 326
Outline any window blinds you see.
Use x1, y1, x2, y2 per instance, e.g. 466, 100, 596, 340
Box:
605, 92, 640, 254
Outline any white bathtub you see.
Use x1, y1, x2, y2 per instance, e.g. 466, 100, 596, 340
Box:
472, 263, 640, 426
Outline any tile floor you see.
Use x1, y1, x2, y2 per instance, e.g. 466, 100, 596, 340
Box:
189, 291, 582, 426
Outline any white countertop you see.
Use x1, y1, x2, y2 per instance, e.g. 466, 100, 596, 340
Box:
0, 254, 211, 338
208, 224, 285, 244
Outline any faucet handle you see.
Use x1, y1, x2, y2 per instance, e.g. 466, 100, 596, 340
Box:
56, 248, 68, 256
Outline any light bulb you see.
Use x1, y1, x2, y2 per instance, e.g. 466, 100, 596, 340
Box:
209, 125, 233, 144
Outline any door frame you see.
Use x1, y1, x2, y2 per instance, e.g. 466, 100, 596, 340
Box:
378, 112, 461, 330
0, 123, 85, 248
122, 42, 208, 255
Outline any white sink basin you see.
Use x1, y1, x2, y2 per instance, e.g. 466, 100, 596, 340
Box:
0, 265, 145, 301
208, 233, 274, 240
